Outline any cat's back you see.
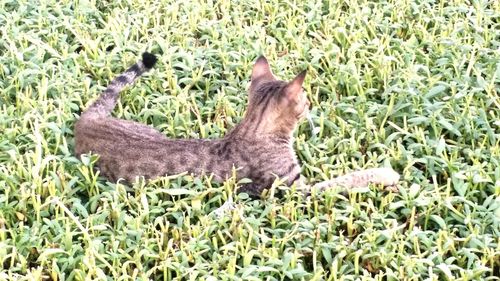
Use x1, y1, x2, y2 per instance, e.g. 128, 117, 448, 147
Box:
74, 115, 168, 157
74, 115, 213, 182
217, 135, 301, 189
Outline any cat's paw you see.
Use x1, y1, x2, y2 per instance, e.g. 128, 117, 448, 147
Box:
368, 168, 400, 187
212, 197, 235, 218
312, 167, 400, 191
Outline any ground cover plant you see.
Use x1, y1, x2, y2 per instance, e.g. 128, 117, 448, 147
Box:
1, 0, 499, 280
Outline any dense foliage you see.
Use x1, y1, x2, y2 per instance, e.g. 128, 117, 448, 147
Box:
1, 0, 499, 280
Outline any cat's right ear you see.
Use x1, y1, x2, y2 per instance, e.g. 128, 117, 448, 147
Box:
251, 56, 275, 82
283, 70, 307, 100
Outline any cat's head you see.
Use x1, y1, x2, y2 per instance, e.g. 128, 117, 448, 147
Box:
245, 56, 309, 136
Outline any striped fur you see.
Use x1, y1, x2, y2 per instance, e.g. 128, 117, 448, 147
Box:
75, 54, 308, 196
81, 52, 157, 117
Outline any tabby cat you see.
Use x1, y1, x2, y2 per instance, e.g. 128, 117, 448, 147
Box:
74, 53, 309, 196
75, 53, 400, 195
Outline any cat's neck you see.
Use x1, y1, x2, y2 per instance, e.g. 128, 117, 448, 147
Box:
225, 119, 294, 146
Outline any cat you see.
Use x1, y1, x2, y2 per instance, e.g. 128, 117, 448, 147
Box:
74, 52, 310, 197
75, 53, 400, 197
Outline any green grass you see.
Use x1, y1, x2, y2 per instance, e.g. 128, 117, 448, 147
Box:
1, 0, 499, 280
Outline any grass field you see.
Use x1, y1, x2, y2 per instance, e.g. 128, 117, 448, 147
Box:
1, 0, 499, 280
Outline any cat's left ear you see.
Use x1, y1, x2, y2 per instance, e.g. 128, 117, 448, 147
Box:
251, 56, 275, 81
284, 70, 307, 100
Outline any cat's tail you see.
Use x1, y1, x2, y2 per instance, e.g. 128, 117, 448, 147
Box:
81, 52, 158, 118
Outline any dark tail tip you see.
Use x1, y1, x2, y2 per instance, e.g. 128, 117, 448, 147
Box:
142, 52, 158, 69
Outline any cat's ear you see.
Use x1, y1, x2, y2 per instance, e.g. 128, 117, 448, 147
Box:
284, 70, 307, 100
251, 56, 274, 81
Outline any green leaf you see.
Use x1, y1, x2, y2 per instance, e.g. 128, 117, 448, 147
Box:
430, 215, 447, 230
425, 85, 447, 99
438, 118, 462, 136
158, 188, 196, 196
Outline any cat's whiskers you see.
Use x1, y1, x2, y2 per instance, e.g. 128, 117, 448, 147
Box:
307, 113, 320, 136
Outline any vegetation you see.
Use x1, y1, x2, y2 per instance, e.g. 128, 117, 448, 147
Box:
1, 0, 499, 280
